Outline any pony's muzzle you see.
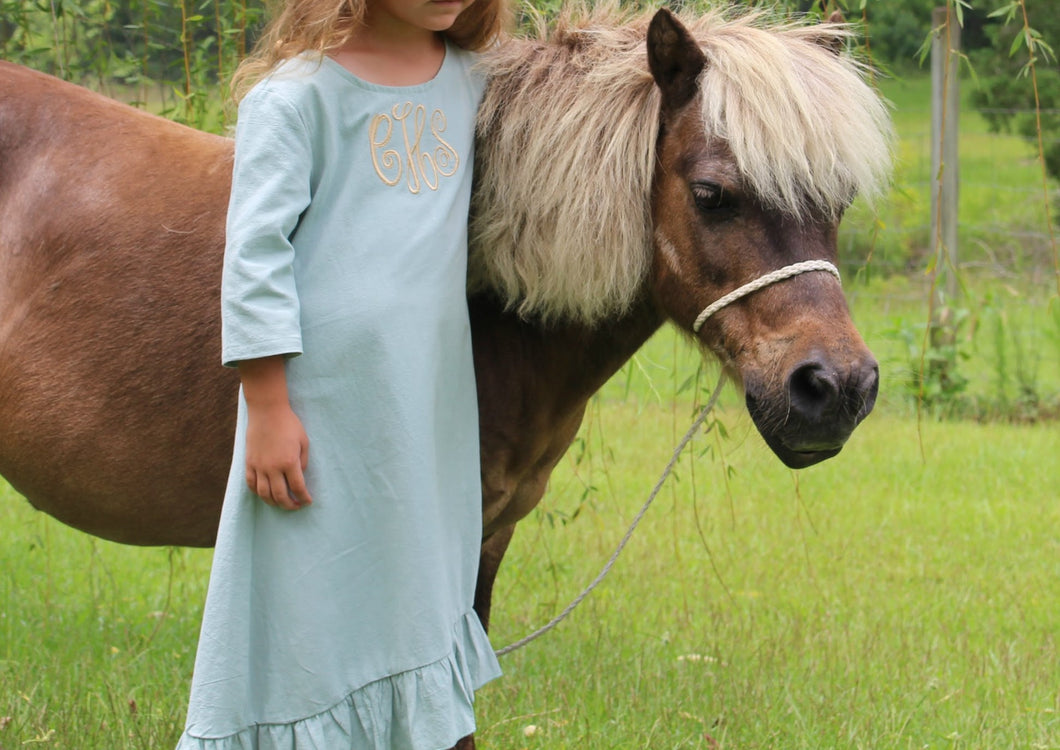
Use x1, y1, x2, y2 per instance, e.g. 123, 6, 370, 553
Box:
746, 352, 879, 469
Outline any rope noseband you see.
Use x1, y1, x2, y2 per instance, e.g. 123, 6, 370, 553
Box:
692, 260, 842, 334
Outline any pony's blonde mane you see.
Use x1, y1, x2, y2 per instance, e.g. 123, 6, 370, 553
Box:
469, 4, 893, 325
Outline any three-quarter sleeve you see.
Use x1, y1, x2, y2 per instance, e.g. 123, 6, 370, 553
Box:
220, 87, 313, 367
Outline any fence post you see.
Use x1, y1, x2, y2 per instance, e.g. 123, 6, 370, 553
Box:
931, 6, 961, 302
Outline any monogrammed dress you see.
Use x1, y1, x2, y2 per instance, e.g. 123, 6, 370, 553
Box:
176, 46, 501, 750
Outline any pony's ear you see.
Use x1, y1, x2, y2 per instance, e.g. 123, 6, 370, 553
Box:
817, 10, 846, 56
647, 8, 707, 112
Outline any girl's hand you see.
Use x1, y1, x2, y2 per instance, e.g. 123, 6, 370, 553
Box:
244, 401, 312, 510
238, 356, 313, 511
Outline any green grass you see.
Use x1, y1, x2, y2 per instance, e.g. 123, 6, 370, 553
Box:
2, 389, 1059, 748
0, 515, 206, 747
477, 403, 1060, 749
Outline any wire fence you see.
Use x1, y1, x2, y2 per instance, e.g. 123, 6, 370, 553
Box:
832, 93, 1060, 419
841, 105, 1058, 282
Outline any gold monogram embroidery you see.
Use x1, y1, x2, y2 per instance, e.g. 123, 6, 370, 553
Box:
370, 103, 459, 193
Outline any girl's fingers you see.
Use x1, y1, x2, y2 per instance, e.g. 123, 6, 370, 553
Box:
269, 468, 307, 510
246, 462, 310, 510
262, 470, 294, 510
247, 469, 275, 506
286, 467, 313, 507
257, 474, 280, 508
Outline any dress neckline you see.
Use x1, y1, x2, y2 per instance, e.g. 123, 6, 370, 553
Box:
320, 41, 451, 93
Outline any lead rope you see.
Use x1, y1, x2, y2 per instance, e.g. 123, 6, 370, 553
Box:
494, 370, 726, 657
494, 259, 843, 657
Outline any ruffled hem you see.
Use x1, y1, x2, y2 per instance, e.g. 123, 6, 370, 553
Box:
176, 611, 501, 750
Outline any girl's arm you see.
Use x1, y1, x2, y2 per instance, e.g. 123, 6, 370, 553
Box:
238, 356, 313, 510
222, 87, 314, 511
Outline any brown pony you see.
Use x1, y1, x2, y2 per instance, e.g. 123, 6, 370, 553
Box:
0, 4, 890, 656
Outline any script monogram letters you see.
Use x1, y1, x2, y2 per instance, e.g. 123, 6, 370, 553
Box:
370, 103, 459, 193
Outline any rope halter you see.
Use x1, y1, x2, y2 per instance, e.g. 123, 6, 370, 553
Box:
691, 260, 842, 334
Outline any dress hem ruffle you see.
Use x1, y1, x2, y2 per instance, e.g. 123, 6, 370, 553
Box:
176, 610, 500, 750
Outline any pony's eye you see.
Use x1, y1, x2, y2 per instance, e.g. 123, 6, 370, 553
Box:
690, 181, 733, 214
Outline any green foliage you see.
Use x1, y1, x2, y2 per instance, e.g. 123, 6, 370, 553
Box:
868, 277, 1060, 421
896, 304, 973, 413
862, 0, 937, 69
968, 0, 1060, 186
486, 407, 1060, 749
0, 0, 261, 129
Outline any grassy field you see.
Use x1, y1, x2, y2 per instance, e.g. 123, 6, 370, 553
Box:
2, 391, 1059, 749
1, 69, 1059, 748
478, 405, 1060, 749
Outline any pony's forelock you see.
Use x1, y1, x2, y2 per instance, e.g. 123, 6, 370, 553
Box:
695, 15, 893, 218
469, 5, 894, 325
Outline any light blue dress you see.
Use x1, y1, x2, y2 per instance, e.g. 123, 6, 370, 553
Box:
177, 45, 500, 750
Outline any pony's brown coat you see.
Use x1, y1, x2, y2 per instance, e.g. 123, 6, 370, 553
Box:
0, 68, 237, 544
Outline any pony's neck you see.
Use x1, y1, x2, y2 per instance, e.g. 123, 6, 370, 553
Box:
470, 292, 665, 535
470, 293, 665, 418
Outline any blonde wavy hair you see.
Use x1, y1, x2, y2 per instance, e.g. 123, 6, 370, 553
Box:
230, 0, 510, 101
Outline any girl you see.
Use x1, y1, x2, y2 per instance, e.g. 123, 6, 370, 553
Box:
176, 0, 508, 747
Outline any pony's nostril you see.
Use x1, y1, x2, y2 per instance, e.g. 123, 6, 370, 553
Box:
787, 358, 879, 424
857, 361, 880, 419
787, 361, 839, 420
